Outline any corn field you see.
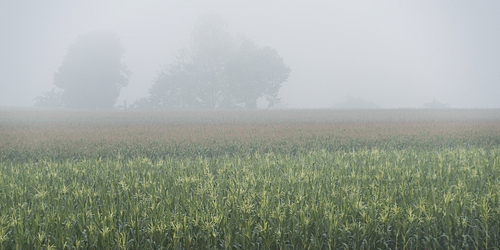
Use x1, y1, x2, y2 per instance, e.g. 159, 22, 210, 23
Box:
1, 109, 500, 249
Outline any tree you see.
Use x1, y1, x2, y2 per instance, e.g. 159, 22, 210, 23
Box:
142, 14, 290, 109
423, 99, 450, 109
53, 30, 130, 109
33, 88, 63, 108
226, 36, 291, 109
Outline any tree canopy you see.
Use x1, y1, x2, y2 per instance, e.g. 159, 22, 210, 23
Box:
33, 88, 63, 108
423, 99, 451, 109
136, 14, 290, 110
53, 30, 130, 109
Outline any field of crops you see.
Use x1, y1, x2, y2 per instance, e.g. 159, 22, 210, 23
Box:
1, 109, 500, 249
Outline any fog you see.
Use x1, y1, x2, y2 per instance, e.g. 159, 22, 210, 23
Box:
1, 0, 499, 109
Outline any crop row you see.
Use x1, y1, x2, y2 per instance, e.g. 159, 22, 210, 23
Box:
1, 148, 499, 249
2, 117, 500, 161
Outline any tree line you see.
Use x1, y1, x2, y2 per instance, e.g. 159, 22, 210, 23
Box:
35, 14, 290, 110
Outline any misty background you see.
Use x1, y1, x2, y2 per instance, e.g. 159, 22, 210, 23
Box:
1, 1, 499, 109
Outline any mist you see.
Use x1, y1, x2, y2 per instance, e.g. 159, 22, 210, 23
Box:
1, 0, 499, 109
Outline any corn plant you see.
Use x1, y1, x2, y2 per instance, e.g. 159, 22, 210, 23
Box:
0, 147, 499, 249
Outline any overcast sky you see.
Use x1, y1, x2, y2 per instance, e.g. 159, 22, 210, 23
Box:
1, 0, 499, 108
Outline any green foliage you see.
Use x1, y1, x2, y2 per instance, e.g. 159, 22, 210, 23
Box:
1, 109, 500, 248
2, 109, 500, 162
1, 148, 500, 249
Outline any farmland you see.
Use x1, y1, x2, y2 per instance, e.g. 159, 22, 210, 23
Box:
1, 109, 500, 249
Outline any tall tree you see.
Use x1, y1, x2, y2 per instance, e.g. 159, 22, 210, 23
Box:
142, 14, 290, 109
226, 36, 290, 109
54, 30, 130, 109
189, 14, 235, 109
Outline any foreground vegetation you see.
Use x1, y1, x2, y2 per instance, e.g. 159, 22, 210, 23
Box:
1, 109, 500, 249
1, 148, 500, 249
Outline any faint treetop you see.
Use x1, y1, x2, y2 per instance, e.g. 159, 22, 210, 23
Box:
53, 30, 130, 109
423, 99, 451, 109
333, 96, 379, 109
33, 88, 63, 108
136, 13, 290, 110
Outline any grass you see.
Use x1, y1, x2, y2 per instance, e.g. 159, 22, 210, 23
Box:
0, 108, 500, 249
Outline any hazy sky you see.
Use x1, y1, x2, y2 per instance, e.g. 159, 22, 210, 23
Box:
1, 1, 499, 108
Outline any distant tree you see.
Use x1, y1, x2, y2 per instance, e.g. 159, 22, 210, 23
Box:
53, 30, 130, 109
189, 14, 235, 109
141, 14, 290, 109
33, 88, 63, 108
147, 60, 201, 109
226, 36, 291, 109
423, 99, 450, 109
333, 96, 379, 109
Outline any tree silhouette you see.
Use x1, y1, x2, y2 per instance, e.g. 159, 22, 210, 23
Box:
33, 88, 63, 108
226, 36, 291, 109
140, 14, 290, 109
53, 30, 130, 109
